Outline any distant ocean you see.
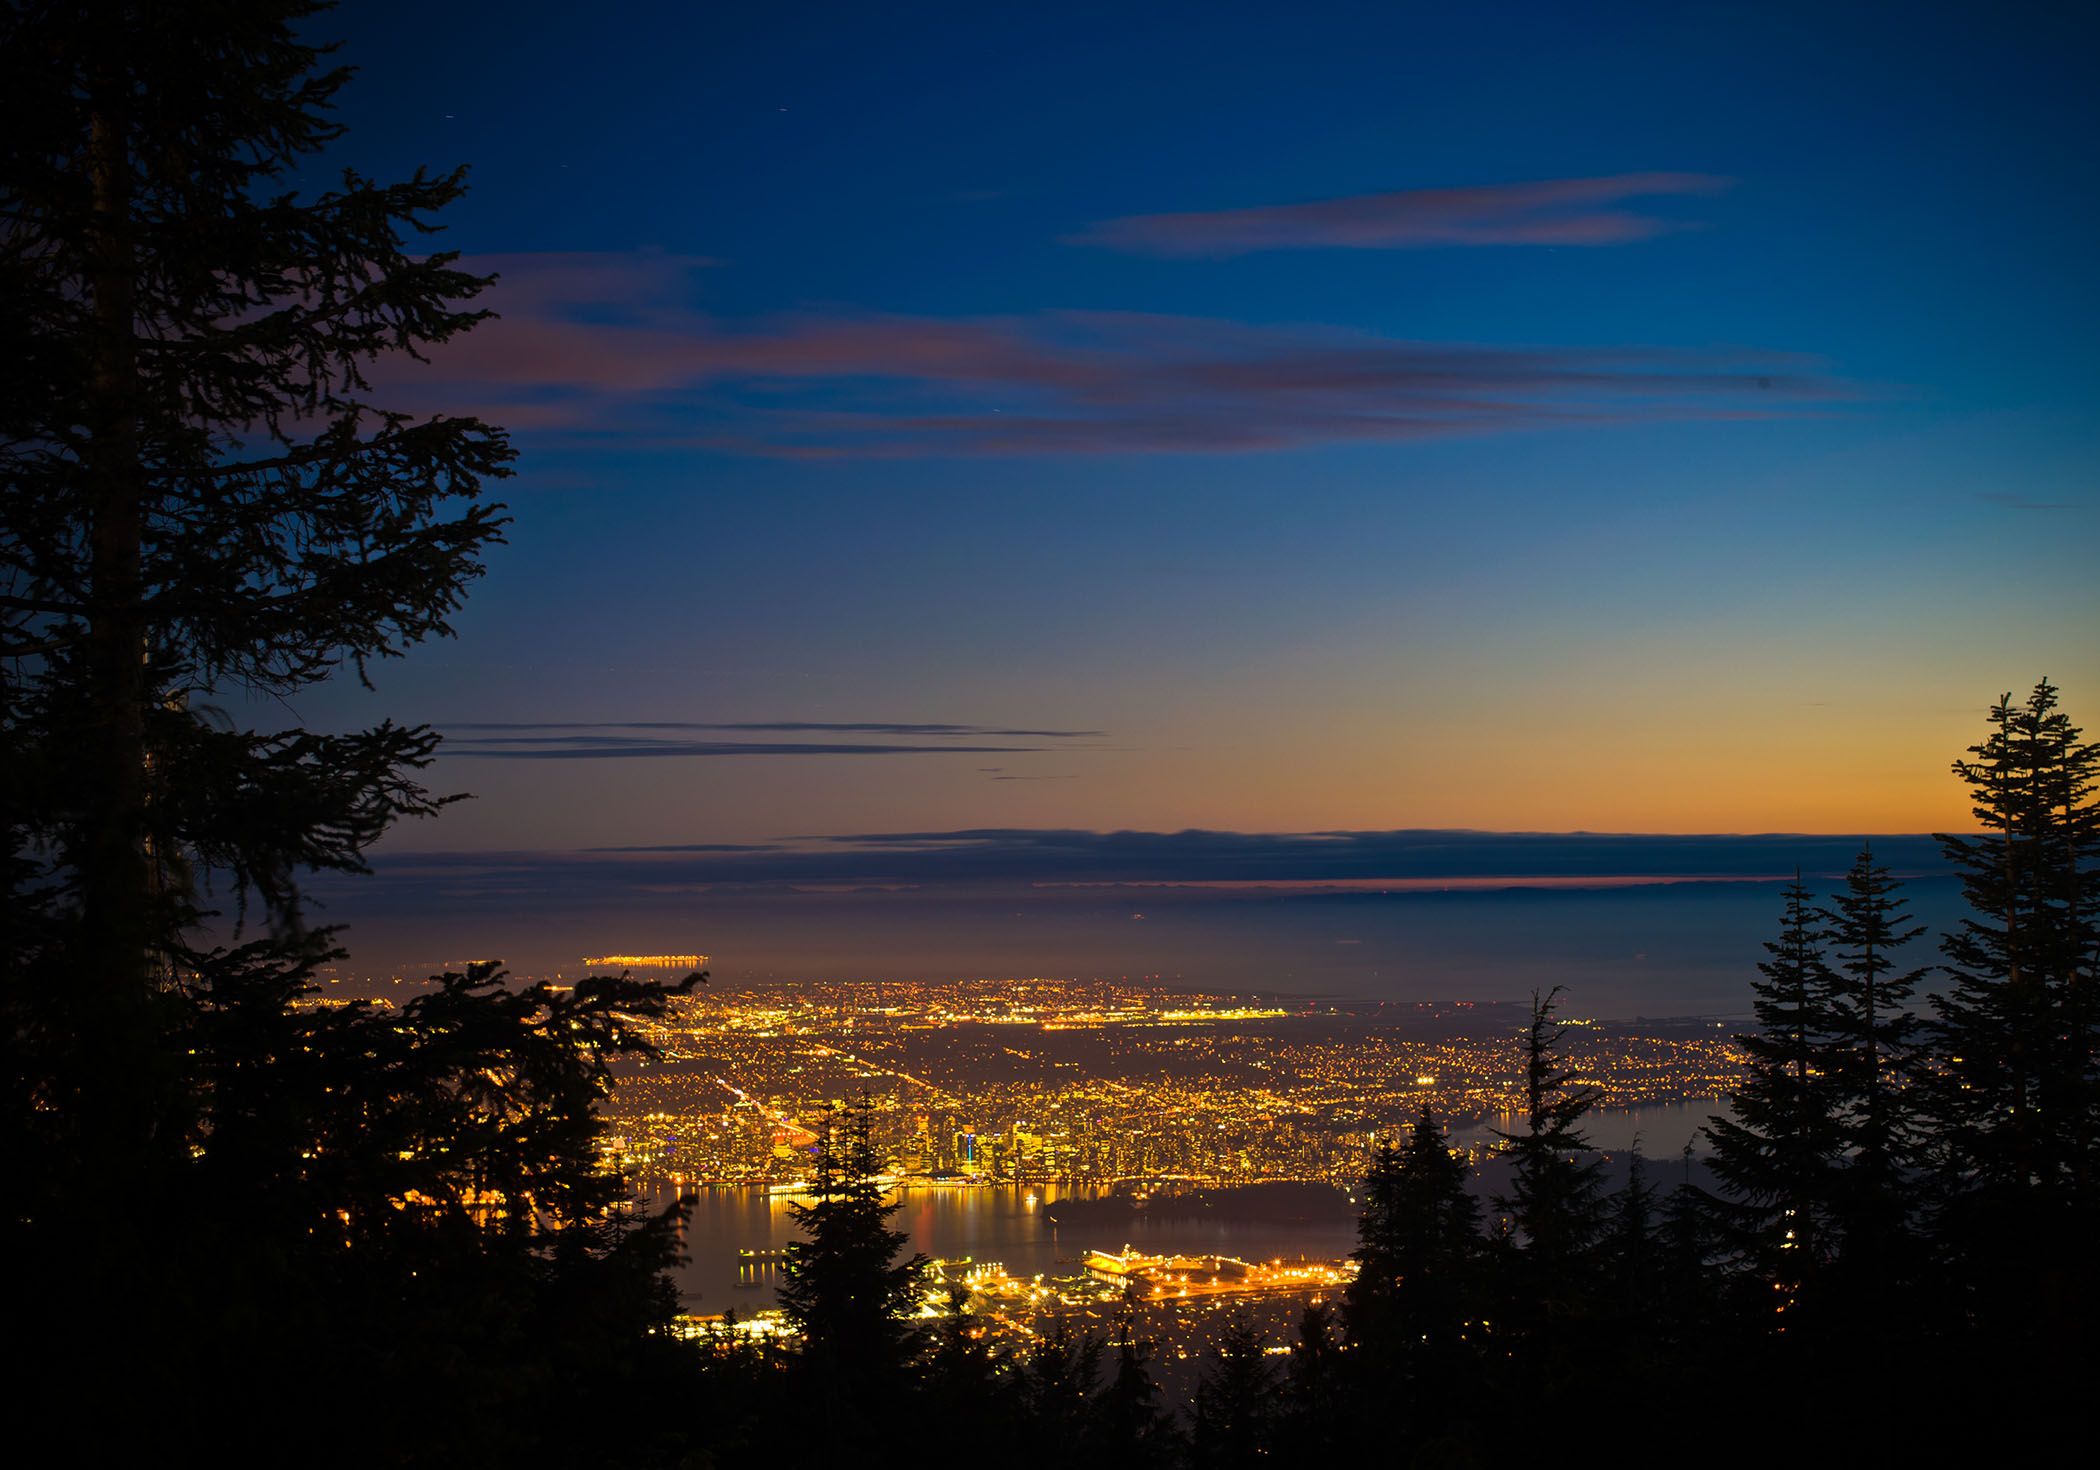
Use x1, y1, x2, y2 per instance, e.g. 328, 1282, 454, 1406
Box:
331, 872, 1970, 1020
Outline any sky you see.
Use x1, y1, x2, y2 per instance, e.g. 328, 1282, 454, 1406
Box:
275, 1, 2099, 990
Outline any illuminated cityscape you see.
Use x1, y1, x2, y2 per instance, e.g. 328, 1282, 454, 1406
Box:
602, 977, 1745, 1188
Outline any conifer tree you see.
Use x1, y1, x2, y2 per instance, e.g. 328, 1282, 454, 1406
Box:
1657, 1143, 1724, 1344
1087, 1295, 1175, 1469
1345, 1102, 1481, 1388
1927, 680, 2100, 1328
1607, 1145, 1657, 1305
1277, 1302, 1343, 1460
1493, 987, 1608, 1325
1593, 1145, 1693, 1399
1019, 1316, 1104, 1460
1817, 844, 1927, 1294
922, 1280, 1018, 1442
1, 7, 707, 1461
1706, 877, 1844, 1304
779, 1096, 929, 1431
1, 0, 509, 1095
1189, 1312, 1278, 1469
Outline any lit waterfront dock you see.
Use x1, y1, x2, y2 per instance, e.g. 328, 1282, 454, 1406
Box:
1082, 1246, 1354, 1298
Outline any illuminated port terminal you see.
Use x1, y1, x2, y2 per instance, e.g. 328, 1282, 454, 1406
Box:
1084, 1248, 1355, 1297
584, 953, 709, 971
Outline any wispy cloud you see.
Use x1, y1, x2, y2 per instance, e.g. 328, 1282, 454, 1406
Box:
381, 251, 1840, 457
447, 740, 1052, 760
437, 718, 1110, 761
464, 250, 721, 313
1070, 173, 1732, 257
445, 720, 1106, 738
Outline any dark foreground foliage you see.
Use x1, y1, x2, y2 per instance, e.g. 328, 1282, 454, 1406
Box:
1, 3, 701, 1460
13, 952, 706, 1463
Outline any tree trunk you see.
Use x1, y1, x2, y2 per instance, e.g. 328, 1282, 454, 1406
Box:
78, 65, 154, 1151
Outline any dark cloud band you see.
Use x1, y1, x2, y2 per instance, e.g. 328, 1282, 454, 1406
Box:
349, 828, 1951, 902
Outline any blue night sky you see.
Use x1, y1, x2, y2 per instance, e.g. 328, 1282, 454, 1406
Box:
281, 1, 2099, 990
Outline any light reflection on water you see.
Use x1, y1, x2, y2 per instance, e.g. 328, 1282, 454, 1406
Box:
644, 1100, 1722, 1313
1453, 1097, 1723, 1159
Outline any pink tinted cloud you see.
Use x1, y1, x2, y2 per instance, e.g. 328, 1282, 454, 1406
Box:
462, 250, 719, 313
383, 250, 1835, 457
1068, 173, 1733, 256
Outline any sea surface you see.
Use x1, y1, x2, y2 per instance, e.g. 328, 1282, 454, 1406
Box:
1453, 1097, 1719, 1158
333, 871, 1969, 1021
649, 1099, 1723, 1313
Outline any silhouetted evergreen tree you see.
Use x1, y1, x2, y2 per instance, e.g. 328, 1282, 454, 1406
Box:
1493, 987, 1609, 1333
1657, 1144, 1727, 1345
1606, 1146, 1657, 1308
1189, 1312, 1278, 1469
1, 6, 713, 1463
1016, 1317, 1105, 1464
1632, 1142, 1769, 1451
1343, 1101, 1482, 1448
1817, 843, 1928, 1310
1706, 877, 1844, 1309
1927, 679, 2100, 1334
1, 0, 509, 1157
1277, 1301, 1343, 1460
779, 1096, 929, 1438
1087, 1296, 1176, 1470
922, 1280, 1022, 1444
1348, 1104, 1483, 1346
